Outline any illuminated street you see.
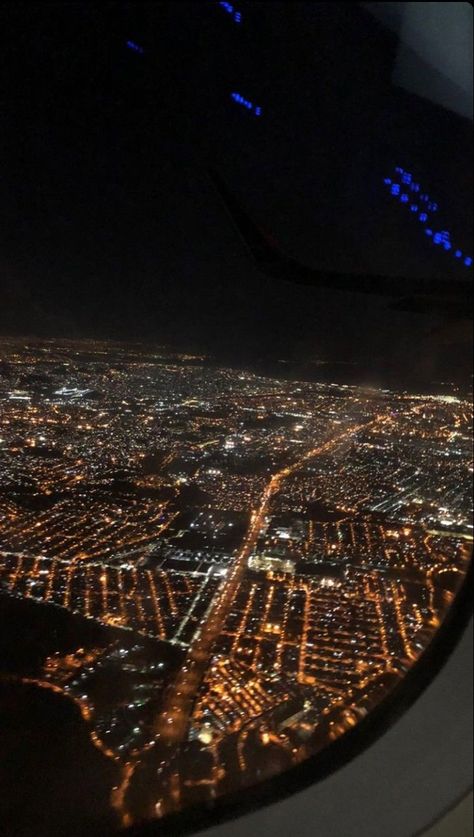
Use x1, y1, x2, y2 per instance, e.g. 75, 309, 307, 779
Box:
0, 338, 471, 823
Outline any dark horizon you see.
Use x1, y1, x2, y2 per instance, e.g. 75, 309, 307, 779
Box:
1, 1, 472, 392
0, 330, 472, 397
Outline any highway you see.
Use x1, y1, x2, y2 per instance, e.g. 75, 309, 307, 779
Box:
152, 417, 383, 745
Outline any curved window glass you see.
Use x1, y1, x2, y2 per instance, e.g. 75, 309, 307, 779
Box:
0, 3, 472, 836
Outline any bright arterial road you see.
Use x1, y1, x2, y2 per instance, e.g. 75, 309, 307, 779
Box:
152, 416, 387, 746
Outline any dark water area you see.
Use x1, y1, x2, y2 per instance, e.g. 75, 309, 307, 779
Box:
207, 354, 471, 397
0, 593, 182, 673
0, 598, 121, 835
0, 594, 184, 836
202, 355, 367, 388
0, 680, 120, 837
0, 595, 107, 676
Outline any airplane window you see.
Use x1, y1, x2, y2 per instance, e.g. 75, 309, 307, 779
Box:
0, 3, 472, 836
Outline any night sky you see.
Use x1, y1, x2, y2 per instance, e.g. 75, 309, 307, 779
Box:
1, 2, 472, 388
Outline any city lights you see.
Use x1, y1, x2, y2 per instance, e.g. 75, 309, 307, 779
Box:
0, 337, 471, 824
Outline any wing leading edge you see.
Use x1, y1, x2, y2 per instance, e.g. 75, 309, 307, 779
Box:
208, 168, 473, 317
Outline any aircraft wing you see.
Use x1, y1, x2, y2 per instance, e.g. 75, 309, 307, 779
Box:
208, 168, 473, 317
